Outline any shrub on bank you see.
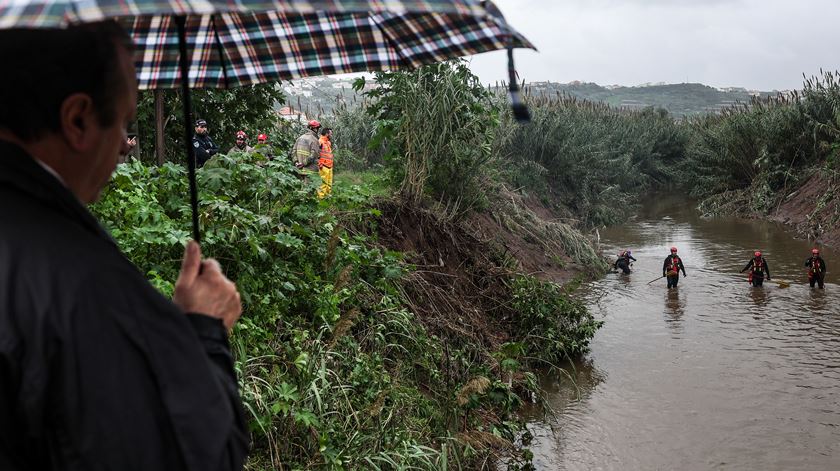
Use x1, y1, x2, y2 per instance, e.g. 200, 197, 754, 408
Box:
91, 154, 600, 469
494, 96, 686, 227
680, 71, 840, 208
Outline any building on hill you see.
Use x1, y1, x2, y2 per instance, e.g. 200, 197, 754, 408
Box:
278, 106, 308, 122
619, 100, 649, 110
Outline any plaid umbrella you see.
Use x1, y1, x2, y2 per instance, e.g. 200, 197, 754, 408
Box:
127, 10, 531, 89
1, 0, 533, 241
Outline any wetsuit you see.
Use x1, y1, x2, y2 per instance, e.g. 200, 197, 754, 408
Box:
614, 253, 637, 275
805, 256, 827, 289
741, 257, 770, 287
663, 254, 686, 289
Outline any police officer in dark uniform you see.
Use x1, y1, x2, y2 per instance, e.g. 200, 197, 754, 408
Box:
192, 118, 219, 168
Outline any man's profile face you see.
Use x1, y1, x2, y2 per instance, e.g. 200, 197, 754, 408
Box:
84, 45, 137, 203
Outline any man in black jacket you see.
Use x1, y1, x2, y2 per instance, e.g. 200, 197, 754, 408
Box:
193, 118, 219, 168
0, 22, 248, 470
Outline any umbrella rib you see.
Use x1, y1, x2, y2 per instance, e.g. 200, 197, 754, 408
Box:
211, 14, 231, 89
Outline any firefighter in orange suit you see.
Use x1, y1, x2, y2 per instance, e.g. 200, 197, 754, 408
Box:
317, 128, 334, 199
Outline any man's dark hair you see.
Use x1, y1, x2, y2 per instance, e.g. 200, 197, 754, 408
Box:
320, 128, 332, 136
0, 21, 133, 141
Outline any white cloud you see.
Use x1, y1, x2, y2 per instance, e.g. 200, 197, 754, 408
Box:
472, 0, 840, 90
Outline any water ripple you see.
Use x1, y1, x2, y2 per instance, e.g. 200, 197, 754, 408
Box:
531, 201, 840, 470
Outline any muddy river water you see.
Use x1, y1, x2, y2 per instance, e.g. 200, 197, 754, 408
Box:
527, 198, 840, 470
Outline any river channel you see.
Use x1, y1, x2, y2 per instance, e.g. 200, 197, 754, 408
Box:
527, 197, 840, 470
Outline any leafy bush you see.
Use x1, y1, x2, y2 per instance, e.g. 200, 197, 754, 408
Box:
94, 155, 453, 468
508, 275, 602, 365
134, 84, 289, 164
91, 154, 599, 469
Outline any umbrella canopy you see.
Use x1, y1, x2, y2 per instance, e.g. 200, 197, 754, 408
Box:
1, 1, 532, 88
1, 0, 533, 241
2, 0, 492, 25
128, 10, 532, 89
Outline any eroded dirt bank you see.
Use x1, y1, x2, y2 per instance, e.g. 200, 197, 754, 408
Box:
770, 172, 840, 247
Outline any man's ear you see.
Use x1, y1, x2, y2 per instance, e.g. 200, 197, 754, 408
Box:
59, 93, 97, 152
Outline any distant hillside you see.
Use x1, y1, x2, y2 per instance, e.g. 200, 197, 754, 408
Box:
282, 76, 779, 118
520, 81, 777, 117
280, 76, 366, 117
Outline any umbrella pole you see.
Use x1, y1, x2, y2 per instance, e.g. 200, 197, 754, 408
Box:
507, 46, 530, 123
175, 15, 201, 243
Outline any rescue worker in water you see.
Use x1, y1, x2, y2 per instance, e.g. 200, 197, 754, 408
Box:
740, 251, 771, 287
663, 246, 687, 289
614, 250, 636, 275
805, 248, 827, 289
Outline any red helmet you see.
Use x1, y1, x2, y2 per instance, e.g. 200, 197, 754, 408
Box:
235, 130, 247, 139
257, 133, 268, 142
754, 251, 761, 257
670, 247, 677, 253
308, 120, 321, 129
812, 248, 820, 255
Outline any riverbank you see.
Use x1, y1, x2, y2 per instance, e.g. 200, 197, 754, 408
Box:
771, 170, 840, 247
94, 158, 604, 469
679, 72, 840, 249
698, 168, 840, 249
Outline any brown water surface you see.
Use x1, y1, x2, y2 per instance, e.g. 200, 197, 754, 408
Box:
527, 197, 840, 470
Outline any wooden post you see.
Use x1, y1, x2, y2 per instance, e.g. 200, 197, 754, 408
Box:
154, 89, 165, 165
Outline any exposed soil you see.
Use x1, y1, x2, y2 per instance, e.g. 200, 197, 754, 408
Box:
468, 197, 576, 285
770, 172, 840, 248
374, 198, 513, 354
368, 194, 580, 357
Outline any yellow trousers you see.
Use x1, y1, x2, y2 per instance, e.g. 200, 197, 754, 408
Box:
317, 166, 333, 199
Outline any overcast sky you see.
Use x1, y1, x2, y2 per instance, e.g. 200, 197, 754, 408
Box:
469, 0, 840, 91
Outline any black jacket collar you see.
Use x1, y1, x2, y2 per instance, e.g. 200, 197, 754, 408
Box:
0, 139, 113, 243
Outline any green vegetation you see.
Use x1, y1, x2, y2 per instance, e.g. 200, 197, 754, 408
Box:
134, 84, 288, 163
360, 62, 500, 215
494, 95, 686, 227
518, 81, 773, 117
98, 57, 840, 470
92, 155, 547, 469
509, 275, 602, 365
678, 71, 840, 221
496, 72, 840, 237
96, 62, 611, 470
